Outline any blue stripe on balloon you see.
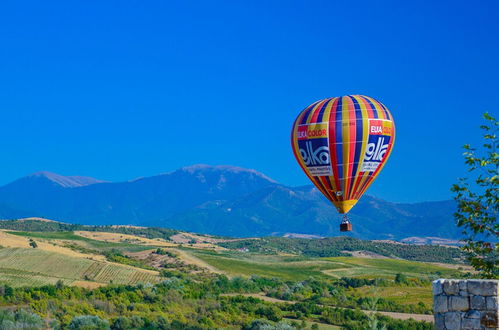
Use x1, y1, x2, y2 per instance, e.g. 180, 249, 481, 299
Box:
361, 96, 378, 119
300, 100, 320, 125
317, 98, 332, 122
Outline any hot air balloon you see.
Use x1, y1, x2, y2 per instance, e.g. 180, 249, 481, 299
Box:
291, 95, 395, 232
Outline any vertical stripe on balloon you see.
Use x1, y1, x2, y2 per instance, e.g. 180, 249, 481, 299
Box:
335, 97, 344, 200
299, 100, 321, 125
347, 95, 363, 199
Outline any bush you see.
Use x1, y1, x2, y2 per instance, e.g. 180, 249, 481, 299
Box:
69, 315, 110, 330
0, 309, 44, 330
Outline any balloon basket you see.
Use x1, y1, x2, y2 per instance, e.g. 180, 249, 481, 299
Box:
340, 223, 352, 232
340, 215, 352, 232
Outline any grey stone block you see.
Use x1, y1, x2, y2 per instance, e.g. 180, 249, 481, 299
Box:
465, 310, 481, 319
467, 280, 499, 296
434, 313, 445, 330
445, 311, 461, 329
470, 295, 486, 310
459, 280, 468, 291
486, 296, 498, 310
460, 290, 470, 297
434, 295, 449, 313
462, 317, 481, 329
433, 279, 444, 296
450, 295, 470, 311
444, 280, 460, 295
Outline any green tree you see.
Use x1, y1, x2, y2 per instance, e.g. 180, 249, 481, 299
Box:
3, 285, 13, 297
394, 273, 407, 284
28, 239, 38, 249
451, 112, 498, 278
0, 309, 44, 330
55, 280, 64, 289
69, 315, 110, 330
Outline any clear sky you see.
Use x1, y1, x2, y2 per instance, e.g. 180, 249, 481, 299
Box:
0, 0, 497, 202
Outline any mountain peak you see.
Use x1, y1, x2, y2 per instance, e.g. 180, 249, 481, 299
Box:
178, 164, 278, 183
25, 171, 105, 188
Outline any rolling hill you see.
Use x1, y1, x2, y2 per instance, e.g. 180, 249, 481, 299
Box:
0, 165, 460, 240
0, 221, 448, 328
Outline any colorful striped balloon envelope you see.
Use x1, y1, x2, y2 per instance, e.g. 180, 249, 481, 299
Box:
291, 95, 395, 231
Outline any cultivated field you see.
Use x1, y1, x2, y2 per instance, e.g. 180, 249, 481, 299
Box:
0, 226, 465, 318
75, 230, 176, 247
0, 247, 159, 287
184, 249, 463, 281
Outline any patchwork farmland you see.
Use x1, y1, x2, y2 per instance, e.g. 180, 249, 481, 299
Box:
0, 247, 159, 287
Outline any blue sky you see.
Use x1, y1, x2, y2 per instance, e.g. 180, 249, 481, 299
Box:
0, 0, 497, 202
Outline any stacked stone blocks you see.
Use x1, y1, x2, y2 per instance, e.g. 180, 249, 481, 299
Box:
433, 279, 498, 329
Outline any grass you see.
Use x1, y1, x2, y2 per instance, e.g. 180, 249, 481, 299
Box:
283, 318, 341, 329
353, 285, 434, 306
323, 257, 463, 279
188, 249, 352, 281
8, 231, 88, 240
187, 249, 463, 282
0, 247, 159, 287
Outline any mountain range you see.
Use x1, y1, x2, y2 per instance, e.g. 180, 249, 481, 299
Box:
0, 165, 461, 240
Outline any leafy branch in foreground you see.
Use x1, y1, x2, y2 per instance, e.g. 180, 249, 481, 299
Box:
451, 112, 498, 278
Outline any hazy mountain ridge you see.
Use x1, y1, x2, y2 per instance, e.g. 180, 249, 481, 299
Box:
0, 165, 460, 240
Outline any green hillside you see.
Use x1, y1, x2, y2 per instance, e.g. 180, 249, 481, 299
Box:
186, 248, 463, 281
218, 236, 463, 263
0, 220, 460, 328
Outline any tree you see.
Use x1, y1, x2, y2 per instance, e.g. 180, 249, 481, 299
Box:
69, 315, 110, 330
0, 309, 44, 330
394, 273, 407, 285
3, 285, 13, 297
28, 239, 38, 249
55, 280, 64, 289
451, 112, 498, 278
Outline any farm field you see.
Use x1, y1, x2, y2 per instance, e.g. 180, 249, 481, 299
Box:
7, 230, 153, 252
76, 230, 227, 250
0, 247, 159, 287
0, 223, 455, 327
185, 249, 349, 281
320, 257, 463, 279
185, 248, 463, 281
352, 285, 434, 306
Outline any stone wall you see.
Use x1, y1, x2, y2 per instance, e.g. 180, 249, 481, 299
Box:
433, 279, 498, 329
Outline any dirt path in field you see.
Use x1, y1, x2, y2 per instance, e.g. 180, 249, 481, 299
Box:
222, 293, 297, 304
321, 267, 359, 278
342, 250, 393, 259
221, 293, 434, 323
172, 249, 224, 274
367, 310, 433, 322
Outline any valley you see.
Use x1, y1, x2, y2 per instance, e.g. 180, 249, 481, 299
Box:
0, 218, 468, 328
